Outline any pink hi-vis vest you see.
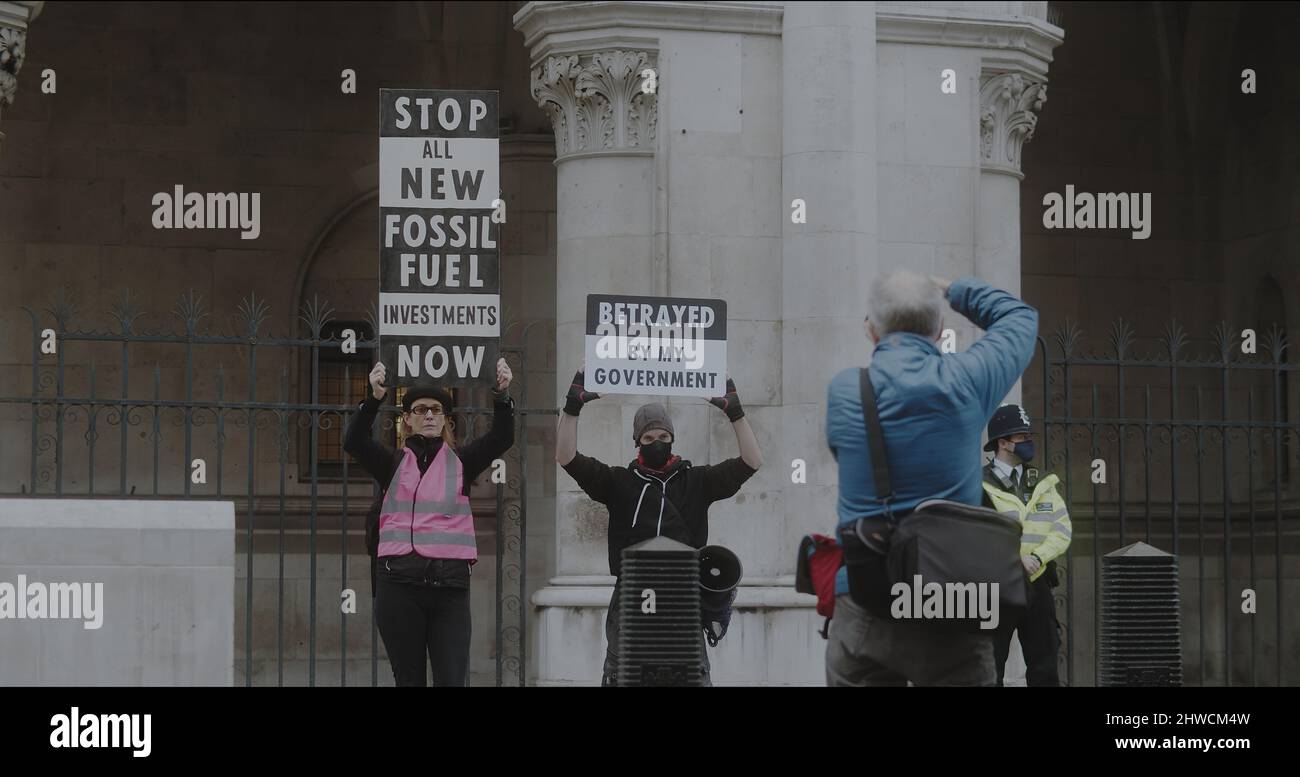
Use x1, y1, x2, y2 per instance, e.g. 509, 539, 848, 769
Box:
377, 445, 477, 561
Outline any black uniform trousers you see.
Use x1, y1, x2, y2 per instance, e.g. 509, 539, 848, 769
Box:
993, 567, 1061, 686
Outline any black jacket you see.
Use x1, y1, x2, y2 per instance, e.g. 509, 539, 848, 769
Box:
345, 391, 515, 588
562, 453, 756, 577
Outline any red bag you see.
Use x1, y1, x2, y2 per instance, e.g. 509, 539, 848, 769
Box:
795, 534, 844, 638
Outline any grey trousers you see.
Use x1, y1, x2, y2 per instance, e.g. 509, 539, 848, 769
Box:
825, 594, 997, 687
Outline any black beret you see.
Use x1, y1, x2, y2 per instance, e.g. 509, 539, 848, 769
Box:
402, 385, 454, 414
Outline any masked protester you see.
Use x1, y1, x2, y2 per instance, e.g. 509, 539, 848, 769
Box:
555, 368, 763, 686
344, 358, 514, 687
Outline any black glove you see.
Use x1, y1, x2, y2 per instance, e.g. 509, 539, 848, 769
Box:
708, 378, 744, 422
563, 370, 600, 416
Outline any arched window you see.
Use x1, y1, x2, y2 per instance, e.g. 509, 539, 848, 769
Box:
317, 319, 375, 471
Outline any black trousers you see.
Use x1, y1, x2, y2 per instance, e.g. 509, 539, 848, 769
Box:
993, 572, 1061, 686
374, 576, 471, 687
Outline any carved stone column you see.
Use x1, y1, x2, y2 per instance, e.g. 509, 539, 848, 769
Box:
529, 45, 660, 578
977, 67, 1049, 684
976, 69, 1048, 311
524, 44, 663, 685
0, 1, 42, 149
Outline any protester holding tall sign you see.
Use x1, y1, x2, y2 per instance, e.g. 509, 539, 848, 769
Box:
344, 87, 510, 686
378, 88, 501, 388
556, 295, 763, 686
344, 357, 515, 687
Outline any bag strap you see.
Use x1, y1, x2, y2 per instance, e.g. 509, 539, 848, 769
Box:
858, 367, 895, 522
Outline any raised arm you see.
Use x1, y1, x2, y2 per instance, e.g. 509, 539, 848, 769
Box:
708, 378, 762, 471
943, 277, 1039, 416
455, 358, 517, 484
554, 367, 618, 502
556, 367, 600, 466
344, 362, 398, 483
731, 416, 762, 471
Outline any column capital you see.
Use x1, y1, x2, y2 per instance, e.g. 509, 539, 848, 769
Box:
0, 1, 42, 148
0, 1, 42, 109
530, 49, 658, 161
978, 70, 1047, 179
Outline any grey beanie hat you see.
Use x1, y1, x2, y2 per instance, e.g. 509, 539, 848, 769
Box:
632, 403, 675, 444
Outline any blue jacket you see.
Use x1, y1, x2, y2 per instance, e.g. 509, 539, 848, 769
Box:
827, 277, 1038, 593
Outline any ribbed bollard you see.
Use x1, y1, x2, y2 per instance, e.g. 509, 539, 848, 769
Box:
617, 536, 702, 687
1099, 541, 1183, 686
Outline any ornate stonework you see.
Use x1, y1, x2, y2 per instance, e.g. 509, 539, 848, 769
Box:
0, 24, 26, 106
0, 1, 43, 143
979, 72, 1047, 179
531, 49, 658, 159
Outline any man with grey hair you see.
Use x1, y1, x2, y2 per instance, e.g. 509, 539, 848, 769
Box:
825, 270, 1039, 686
865, 269, 946, 341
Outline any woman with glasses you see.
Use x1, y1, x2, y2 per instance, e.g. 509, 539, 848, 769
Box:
344, 358, 514, 687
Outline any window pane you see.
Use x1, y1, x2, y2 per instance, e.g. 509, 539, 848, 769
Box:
317, 362, 371, 464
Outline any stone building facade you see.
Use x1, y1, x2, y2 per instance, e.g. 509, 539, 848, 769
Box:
1, 1, 1295, 686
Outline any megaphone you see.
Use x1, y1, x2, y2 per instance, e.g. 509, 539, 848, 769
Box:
699, 545, 743, 599
698, 545, 743, 646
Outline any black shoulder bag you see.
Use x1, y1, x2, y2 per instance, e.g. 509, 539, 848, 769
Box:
842, 367, 1029, 632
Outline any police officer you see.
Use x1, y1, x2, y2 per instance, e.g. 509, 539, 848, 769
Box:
981, 403, 1071, 686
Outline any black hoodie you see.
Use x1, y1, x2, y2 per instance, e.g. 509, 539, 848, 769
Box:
562, 452, 756, 577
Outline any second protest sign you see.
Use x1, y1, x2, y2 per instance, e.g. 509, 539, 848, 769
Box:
584, 293, 728, 398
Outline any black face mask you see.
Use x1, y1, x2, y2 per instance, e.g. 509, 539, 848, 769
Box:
639, 440, 673, 468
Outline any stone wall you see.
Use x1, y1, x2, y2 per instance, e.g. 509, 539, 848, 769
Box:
0, 498, 234, 685
0, 1, 558, 686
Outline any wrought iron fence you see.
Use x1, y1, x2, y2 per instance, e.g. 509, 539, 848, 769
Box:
1033, 318, 1299, 686
5, 287, 1296, 687
0, 287, 552, 687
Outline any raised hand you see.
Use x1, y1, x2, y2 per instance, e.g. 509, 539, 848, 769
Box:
708, 377, 745, 422
495, 357, 512, 392
369, 362, 387, 400
563, 367, 601, 416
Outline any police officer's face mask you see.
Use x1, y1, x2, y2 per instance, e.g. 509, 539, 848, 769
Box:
1013, 440, 1035, 463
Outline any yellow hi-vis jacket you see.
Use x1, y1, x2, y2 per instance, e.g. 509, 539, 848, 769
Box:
981, 464, 1072, 583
